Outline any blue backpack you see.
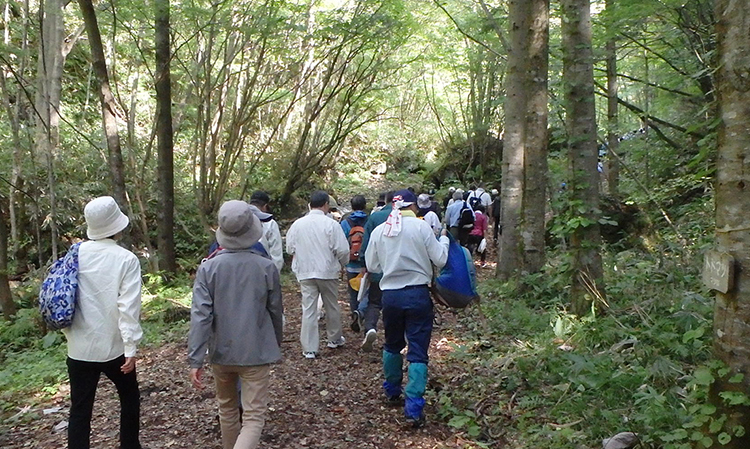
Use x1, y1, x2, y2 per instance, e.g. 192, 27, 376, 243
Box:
432, 233, 478, 308
39, 242, 82, 330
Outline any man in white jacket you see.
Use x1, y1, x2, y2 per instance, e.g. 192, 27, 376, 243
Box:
63, 196, 143, 449
286, 190, 350, 359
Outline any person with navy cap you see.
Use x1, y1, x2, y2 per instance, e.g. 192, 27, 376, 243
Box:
365, 189, 450, 428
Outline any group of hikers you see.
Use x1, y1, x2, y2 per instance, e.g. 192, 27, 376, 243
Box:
57, 184, 498, 449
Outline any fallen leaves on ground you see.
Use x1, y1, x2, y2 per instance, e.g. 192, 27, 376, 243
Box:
0, 271, 498, 449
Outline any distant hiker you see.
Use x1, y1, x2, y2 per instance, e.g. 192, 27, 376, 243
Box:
63, 196, 143, 449
341, 194, 368, 332
249, 190, 284, 272
443, 187, 455, 209
490, 189, 502, 241
467, 204, 488, 266
286, 190, 350, 359
365, 189, 450, 428
427, 189, 442, 221
373, 192, 387, 213
188, 200, 283, 449
467, 182, 492, 208
327, 196, 342, 222
358, 190, 395, 352
206, 194, 278, 264
445, 191, 474, 245
417, 193, 441, 236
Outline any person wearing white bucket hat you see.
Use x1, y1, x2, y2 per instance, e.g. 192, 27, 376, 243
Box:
189, 200, 283, 449
63, 196, 144, 449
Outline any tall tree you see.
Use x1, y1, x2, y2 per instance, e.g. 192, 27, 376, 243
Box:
0, 197, 16, 320
77, 0, 129, 220
155, 0, 176, 273
498, 0, 549, 279
561, 0, 604, 316
604, 0, 619, 198
1, 0, 30, 269
709, 0, 750, 446
35, 0, 66, 260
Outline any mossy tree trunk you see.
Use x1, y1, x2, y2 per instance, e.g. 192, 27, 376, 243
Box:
709, 0, 750, 447
561, 0, 605, 316
498, 0, 549, 280
155, 0, 176, 273
0, 198, 16, 320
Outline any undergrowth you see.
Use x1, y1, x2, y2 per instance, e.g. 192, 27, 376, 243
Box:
433, 243, 717, 449
0, 273, 193, 424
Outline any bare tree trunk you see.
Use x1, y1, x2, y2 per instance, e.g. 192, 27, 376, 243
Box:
709, 1, 750, 446
77, 0, 129, 226
155, 0, 176, 273
561, 0, 605, 316
497, 0, 529, 280
498, 0, 549, 279
0, 197, 16, 320
35, 0, 66, 261
605, 0, 619, 198
522, 0, 549, 274
2, 0, 30, 269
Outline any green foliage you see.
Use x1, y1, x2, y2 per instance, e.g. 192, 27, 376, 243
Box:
433, 236, 721, 448
0, 308, 45, 352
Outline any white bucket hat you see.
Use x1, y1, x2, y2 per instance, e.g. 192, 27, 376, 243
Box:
84, 196, 130, 240
216, 200, 263, 250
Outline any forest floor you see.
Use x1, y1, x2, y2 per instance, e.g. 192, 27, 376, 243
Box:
0, 251, 498, 448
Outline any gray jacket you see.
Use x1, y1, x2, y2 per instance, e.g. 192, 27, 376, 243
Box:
188, 249, 283, 368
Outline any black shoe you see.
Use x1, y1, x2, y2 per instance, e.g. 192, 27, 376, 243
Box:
385, 395, 403, 406
350, 311, 362, 332
405, 415, 425, 429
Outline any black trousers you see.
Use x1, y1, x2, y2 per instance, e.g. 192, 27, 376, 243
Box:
364, 280, 383, 332
67, 355, 141, 449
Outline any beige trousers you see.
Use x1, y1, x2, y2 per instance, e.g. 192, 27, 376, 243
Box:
299, 278, 342, 353
212, 364, 271, 449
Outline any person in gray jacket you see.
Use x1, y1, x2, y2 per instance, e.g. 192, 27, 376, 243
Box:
188, 200, 284, 449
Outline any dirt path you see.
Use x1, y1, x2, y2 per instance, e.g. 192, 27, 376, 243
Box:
0, 269, 494, 449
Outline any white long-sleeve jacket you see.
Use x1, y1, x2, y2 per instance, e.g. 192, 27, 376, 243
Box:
62, 239, 143, 362
286, 210, 349, 281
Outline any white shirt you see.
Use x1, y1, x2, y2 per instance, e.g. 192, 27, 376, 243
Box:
286, 209, 350, 281
365, 215, 449, 291
422, 210, 441, 236
468, 188, 492, 207
261, 219, 284, 272
62, 239, 143, 362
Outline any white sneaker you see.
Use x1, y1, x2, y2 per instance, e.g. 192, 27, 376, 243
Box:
327, 336, 346, 348
361, 329, 377, 352
303, 351, 316, 359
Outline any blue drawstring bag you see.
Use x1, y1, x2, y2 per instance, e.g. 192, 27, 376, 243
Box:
39, 242, 82, 330
432, 233, 478, 308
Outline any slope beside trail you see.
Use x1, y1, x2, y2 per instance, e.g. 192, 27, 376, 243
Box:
1, 264, 497, 449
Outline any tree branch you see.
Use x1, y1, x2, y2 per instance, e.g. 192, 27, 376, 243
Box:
432, 0, 505, 60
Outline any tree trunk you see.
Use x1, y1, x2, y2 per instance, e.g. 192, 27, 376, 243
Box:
0, 198, 16, 320
155, 0, 176, 273
521, 0, 549, 274
2, 0, 30, 270
498, 0, 530, 280
709, 0, 750, 447
77, 0, 129, 230
605, 0, 620, 198
35, 0, 66, 261
561, 0, 605, 316
498, 0, 549, 279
